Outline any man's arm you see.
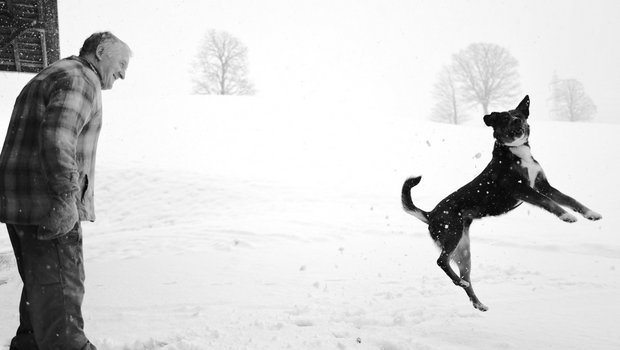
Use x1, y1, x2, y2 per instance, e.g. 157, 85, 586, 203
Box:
37, 72, 96, 237
40, 73, 95, 195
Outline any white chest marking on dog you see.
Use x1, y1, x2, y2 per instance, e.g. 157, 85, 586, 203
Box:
509, 145, 542, 187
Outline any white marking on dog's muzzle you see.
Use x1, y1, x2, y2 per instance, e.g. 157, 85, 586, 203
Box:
504, 134, 527, 147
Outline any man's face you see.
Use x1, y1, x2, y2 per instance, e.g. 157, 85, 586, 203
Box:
96, 43, 131, 90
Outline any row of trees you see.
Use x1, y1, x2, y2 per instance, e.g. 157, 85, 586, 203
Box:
431, 43, 597, 123
190, 31, 597, 122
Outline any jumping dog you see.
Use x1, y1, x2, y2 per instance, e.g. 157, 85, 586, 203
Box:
401, 95, 602, 311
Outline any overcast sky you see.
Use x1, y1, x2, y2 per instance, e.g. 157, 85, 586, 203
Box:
54, 0, 620, 122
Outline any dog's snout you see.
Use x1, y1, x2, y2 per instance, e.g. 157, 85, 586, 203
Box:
510, 118, 523, 129
509, 118, 526, 133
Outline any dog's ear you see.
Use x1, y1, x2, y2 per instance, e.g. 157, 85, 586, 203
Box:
484, 112, 497, 127
516, 95, 530, 118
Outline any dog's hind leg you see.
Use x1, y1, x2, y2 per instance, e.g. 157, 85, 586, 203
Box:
432, 220, 470, 289
453, 219, 488, 312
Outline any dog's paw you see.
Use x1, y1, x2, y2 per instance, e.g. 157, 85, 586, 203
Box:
560, 212, 577, 223
454, 279, 470, 288
473, 302, 489, 312
584, 210, 602, 221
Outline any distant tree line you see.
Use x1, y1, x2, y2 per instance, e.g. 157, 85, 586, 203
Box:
189, 33, 598, 120
431, 42, 596, 123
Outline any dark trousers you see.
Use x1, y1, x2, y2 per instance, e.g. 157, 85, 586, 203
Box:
7, 224, 96, 350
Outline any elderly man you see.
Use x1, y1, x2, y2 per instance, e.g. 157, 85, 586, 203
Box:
0, 32, 131, 350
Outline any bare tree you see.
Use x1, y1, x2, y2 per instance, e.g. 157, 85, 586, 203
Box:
192, 29, 255, 95
451, 43, 520, 115
431, 65, 464, 124
549, 74, 596, 121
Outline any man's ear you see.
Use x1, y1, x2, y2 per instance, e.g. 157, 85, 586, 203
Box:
484, 113, 496, 127
516, 95, 530, 118
95, 44, 106, 61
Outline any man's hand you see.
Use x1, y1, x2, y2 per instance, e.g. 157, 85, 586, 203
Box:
37, 193, 79, 240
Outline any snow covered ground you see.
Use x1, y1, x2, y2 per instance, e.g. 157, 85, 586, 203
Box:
0, 91, 619, 349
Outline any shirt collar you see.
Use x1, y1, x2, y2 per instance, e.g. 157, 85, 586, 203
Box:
70, 55, 103, 87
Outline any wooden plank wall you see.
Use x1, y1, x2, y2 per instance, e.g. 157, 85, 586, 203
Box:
0, 0, 59, 73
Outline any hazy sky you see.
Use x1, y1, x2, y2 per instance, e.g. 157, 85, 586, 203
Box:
53, 0, 619, 122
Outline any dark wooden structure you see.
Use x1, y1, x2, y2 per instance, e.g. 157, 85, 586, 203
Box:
0, 0, 59, 73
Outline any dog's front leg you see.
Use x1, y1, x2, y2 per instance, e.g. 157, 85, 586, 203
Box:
536, 182, 602, 221
513, 186, 577, 222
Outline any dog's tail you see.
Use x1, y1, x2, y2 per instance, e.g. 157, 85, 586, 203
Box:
401, 176, 430, 224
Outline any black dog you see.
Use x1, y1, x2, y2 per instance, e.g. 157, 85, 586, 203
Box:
401, 95, 602, 311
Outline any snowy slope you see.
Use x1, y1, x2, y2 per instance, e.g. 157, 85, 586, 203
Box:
1, 94, 619, 350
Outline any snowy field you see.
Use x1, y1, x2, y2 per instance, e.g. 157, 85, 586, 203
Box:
0, 87, 619, 349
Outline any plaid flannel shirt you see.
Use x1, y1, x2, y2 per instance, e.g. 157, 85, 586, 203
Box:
0, 56, 103, 225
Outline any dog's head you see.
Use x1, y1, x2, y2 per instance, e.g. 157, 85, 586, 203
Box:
484, 95, 530, 147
